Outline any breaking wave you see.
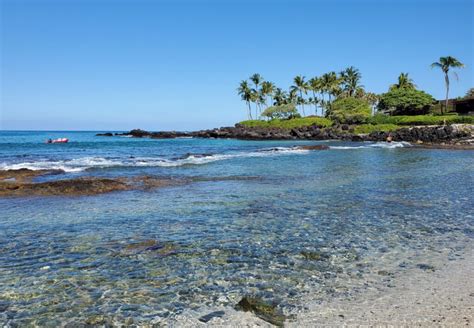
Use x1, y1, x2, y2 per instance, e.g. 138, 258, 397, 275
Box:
329, 141, 411, 150
0, 147, 310, 172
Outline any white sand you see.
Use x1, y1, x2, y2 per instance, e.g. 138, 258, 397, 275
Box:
170, 248, 473, 327
289, 248, 474, 327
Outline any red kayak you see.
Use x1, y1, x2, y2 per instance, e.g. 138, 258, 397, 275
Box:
46, 138, 69, 144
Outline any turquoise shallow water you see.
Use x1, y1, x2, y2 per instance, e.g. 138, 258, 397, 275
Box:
0, 131, 473, 325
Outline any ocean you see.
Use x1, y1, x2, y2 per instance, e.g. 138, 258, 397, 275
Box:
0, 131, 473, 325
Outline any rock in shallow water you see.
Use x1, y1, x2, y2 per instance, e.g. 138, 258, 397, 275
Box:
198, 310, 226, 323
236, 296, 286, 327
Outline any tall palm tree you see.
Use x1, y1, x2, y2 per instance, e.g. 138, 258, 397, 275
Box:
249, 73, 263, 116
340, 66, 362, 97
390, 73, 417, 90
261, 81, 275, 108
293, 75, 308, 116
237, 80, 253, 119
325, 71, 340, 103
431, 56, 464, 114
309, 77, 321, 115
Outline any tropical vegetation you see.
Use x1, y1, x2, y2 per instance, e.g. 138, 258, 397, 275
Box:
236, 56, 469, 132
326, 97, 371, 124
378, 88, 435, 115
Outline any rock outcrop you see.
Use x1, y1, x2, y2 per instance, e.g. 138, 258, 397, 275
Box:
0, 170, 180, 197
98, 124, 474, 147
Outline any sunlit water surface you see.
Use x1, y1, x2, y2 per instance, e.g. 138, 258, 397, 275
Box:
0, 131, 473, 326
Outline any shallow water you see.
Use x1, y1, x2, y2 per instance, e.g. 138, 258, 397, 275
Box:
0, 131, 473, 326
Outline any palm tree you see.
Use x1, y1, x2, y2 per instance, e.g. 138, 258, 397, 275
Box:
288, 87, 298, 105
364, 92, 380, 115
249, 73, 263, 116
326, 71, 341, 103
340, 66, 362, 97
237, 80, 253, 119
261, 81, 275, 108
319, 72, 340, 115
431, 56, 464, 114
308, 77, 321, 114
273, 88, 288, 106
390, 73, 417, 90
293, 75, 308, 116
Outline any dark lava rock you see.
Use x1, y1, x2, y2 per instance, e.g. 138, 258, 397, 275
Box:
198, 310, 226, 323
95, 132, 113, 136
129, 129, 152, 138
236, 296, 286, 327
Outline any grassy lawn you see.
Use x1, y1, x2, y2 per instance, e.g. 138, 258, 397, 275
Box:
368, 114, 474, 126
239, 117, 333, 129
238, 114, 473, 135
353, 124, 401, 134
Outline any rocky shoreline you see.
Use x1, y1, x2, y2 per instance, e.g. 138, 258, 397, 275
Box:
97, 124, 474, 148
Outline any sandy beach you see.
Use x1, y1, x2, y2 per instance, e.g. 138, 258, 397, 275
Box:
171, 247, 473, 327
290, 249, 473, 327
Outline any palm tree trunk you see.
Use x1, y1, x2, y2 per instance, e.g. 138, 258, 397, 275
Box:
299, 91, 305, 116
247, 101, 252, 120
312, 91, 317, 114
444, 72, 449, 115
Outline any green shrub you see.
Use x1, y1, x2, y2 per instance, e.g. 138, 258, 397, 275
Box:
353, 124, 401, 134
377, 88, 435, 115
239, 116, 333, 129
326, 97, 371, 124
368, 114, 474, 125
261, 104, 299, 120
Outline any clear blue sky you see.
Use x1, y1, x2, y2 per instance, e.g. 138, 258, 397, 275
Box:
1, 0, 472, 131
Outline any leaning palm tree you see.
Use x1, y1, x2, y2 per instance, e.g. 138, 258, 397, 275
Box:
431, 56, 464, 114
293, 75, 308, 116
390, 73, 417, 90
237, 80, 253, 120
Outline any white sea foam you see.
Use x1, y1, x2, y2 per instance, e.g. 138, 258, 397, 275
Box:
330, 141, 411, 150
0, 147, 310, 172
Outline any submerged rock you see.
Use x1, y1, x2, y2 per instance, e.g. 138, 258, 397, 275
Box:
297, 145, 330, 151
0, 177, 129, 197
236, 296, 286, 327
198, 310, 226, 323
416, 263, 436, 271
0, 168, 62, 183
300, 251, 330, 261
121, 240, 177, 257
0, 170, 182, 197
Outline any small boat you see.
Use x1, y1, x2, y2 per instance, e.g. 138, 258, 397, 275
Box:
46, 138, 69, 144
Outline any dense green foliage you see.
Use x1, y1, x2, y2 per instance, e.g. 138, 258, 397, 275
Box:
239, 117, 333, 129
377, 88, 435, 115
368, 113, 474, 125
326, 97, 371, 124
353, 124, 401, 134
261, 104, 299, 120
